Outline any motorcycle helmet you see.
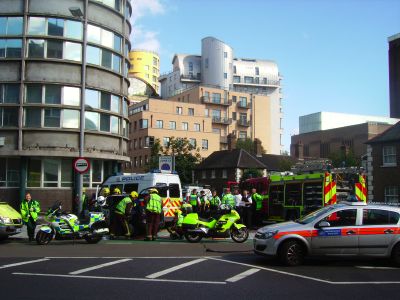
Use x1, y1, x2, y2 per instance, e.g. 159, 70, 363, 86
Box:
97, 196, 106, 207
130, 191, 138, 198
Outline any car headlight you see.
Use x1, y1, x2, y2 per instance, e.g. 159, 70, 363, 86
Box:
0, 216, 12, 224
255, 230, 278, 240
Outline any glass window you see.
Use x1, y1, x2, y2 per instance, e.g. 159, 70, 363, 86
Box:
65, 20, 82, 39
202, 139, 208, 150
45, 85, 61, 104
323, 209, 357, 227
0, 39, 5, 57
384, 186, 399, 203
62, 109, 79, 128
239, 131, 247, 139
189, 138, 196, 147
176, 107, 182, 115
0, 18, 5, 35
48, 18, 64, 36
7, 158, 20, 187
2, 108, 18, 127
156, 120, 163, 128
6, 17, 23, 35
47, 40, 63, 59
6, 39, 22, 58
4, 84, 19, 103
244, 76, 254, 84
169, 121, 176, 130
92, 160, 102, 183
25, 108, 41, 127
61, 159, 73, 187
222, 169, 227, 178
114, 34, 122, 52
224, 73, 227, 79
111, 116, 119, 134
233, 76, 240, 83
182, 122, 188, 131
44, 108, 60, 127
64, 42, 81, 61
122, 99, 128, 117
101, 29, 113, 48
383, 146, 396, 165
100, 114, 110, 132
85, 89, 99, 109
28, 17, 46, 35
163, 137, 170, 147
101, 49, 112, 69
362, 209, 400, 225
87, 46, 100, 65
255, 67, 259, 75
43, 159, 58, 187
194, 123, 200, 131
101, 92, 111, 110
212, 93, 221, 104
63, 86, 80, 106
111, 95, 120, 113
28, 39, 45, 58
27, 159, 41, 187
87, 25, 101, 44
85, 111, 99, 131
188, 108, 194, 116
112, 54, 121, 72
140, 119, 148, 129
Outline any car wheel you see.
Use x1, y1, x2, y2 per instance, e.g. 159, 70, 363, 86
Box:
278, 240, 305, 266
392, 243, 400, 267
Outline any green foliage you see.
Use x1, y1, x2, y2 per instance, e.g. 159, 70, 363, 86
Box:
236, 138, 266, 154
241, 168, 263, 181
328, 150, 361, 167
277, 157, 295, 171
146, 137, 201, 184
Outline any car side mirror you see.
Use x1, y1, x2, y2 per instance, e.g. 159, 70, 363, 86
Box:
316, 221, 331, 228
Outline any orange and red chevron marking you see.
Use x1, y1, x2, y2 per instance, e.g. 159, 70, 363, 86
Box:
162, 197, 182, 217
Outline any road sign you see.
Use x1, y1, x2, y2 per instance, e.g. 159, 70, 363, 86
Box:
159, 156, 173, 173
73, 157, 90, 174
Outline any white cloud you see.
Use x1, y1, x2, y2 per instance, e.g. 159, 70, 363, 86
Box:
131, 0, 166, 24
133, 26, 160, 52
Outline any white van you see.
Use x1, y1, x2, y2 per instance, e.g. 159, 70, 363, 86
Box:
99, 171, 182, 221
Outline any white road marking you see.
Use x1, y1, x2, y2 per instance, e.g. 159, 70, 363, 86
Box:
207, 257, 400, 285
69, 259, 132, 275
356, 266, 398, 270
13, 272, 226, 285
225, 268, 260, 282
146, 258, 206, 279
45, 256, 220, 259
0, 258, 49, 269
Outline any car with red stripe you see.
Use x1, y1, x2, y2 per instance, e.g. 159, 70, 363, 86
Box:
253, 202, 400, 266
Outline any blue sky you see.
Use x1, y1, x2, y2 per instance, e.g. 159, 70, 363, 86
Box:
131, 0, 400, 151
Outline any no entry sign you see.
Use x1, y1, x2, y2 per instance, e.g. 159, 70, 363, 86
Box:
73, 157, 90, 173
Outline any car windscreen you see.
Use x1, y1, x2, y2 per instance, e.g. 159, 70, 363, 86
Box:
297, 205, 336, 224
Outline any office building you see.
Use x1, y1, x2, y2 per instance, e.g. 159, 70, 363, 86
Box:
389, 33, 400, 118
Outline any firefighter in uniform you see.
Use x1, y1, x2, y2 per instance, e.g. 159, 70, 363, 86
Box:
221, 188, 235, 208
145, 188, 163, 241
20, 192, 41, 242
189, 189, 200, 213
110, 191, 134, 239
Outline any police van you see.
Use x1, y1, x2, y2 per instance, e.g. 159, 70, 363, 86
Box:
99, 171, 182, 221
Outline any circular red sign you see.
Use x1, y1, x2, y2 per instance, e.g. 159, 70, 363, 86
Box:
73, 157, 90, 173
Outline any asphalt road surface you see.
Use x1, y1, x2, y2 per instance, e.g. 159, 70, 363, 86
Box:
1, 237, 400, 300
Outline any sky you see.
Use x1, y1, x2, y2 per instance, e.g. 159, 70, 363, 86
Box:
130, 0, 400, 152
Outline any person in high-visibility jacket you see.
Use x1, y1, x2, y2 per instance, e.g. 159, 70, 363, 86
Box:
145, 188, 163, 241
20, 192, 41, 242
110, 191, 135, 239
209, 190, 221, 212
221, 188, 235, 208
251, 188, 263, 228
189, 189, 200, 213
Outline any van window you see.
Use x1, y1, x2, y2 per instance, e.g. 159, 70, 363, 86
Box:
169, 184, 180, 198
159, 187, 168, 198
125, 183, 139, 194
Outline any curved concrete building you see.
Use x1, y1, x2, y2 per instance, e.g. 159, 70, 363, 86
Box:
0, 0, 131, 209
201, 37, 233, 90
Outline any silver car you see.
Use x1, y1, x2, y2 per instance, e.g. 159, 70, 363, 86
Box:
253, 202, 400, 266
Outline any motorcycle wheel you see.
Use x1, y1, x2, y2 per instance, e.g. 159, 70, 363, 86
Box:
36, 231, 53, 245
184, 232, 203, 243
230, 227, 249, 243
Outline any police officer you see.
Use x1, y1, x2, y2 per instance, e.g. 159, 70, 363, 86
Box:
209, 190, 221, 213
189, 189, 200, 213
20, 192, 41, 242
221, 188, 235, 208
251, 188, 263, 228
81, 188, 88, 218
110, 191, 134, 239
145, 188, 163, 241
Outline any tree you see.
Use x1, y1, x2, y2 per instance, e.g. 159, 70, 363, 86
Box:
241, 168, 263, 182
328, 150, 361, 168
146, 137, 201, 184
236, 138, 266, 155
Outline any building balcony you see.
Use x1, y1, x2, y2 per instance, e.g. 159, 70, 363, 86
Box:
237, 119, 251, 127
181, 73, 201, 82
233, 77, 280, 87
237, 101, 251, 109
212, 117, 232, 125
201, 96, 232, 106
220, 136, 228, 144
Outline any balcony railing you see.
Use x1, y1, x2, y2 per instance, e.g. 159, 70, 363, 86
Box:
181, 74, 201, 81
237, 119, 251, 127
212, 117, 232, 125
201, 96, 232, 106
220, 136, 228, 143
237, 102, 251, 109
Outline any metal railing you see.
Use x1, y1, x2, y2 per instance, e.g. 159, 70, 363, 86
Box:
212, 117, 232, 125
201, 96, 232, 106
181, 74, 201, 81
237, 101, 251, 109
237, 119, 251, 127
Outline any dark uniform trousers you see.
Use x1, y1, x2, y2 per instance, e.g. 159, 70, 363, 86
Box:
146, 211, 161, 237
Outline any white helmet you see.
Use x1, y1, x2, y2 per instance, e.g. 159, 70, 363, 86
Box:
97, 196, 106, 207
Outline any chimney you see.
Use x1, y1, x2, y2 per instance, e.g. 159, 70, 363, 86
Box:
253, 138, 263, 157
293, 141, 304, 159
227, 133, 237, 150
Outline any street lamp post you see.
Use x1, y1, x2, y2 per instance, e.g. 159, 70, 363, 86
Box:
69, 1, 88, 215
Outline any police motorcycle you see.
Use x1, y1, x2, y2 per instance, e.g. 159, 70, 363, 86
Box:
181, 204, 249, 243
166, 203, 193, 240
35, 201, 109, 245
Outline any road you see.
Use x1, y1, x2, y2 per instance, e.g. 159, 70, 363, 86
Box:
1, 236, 400, 299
